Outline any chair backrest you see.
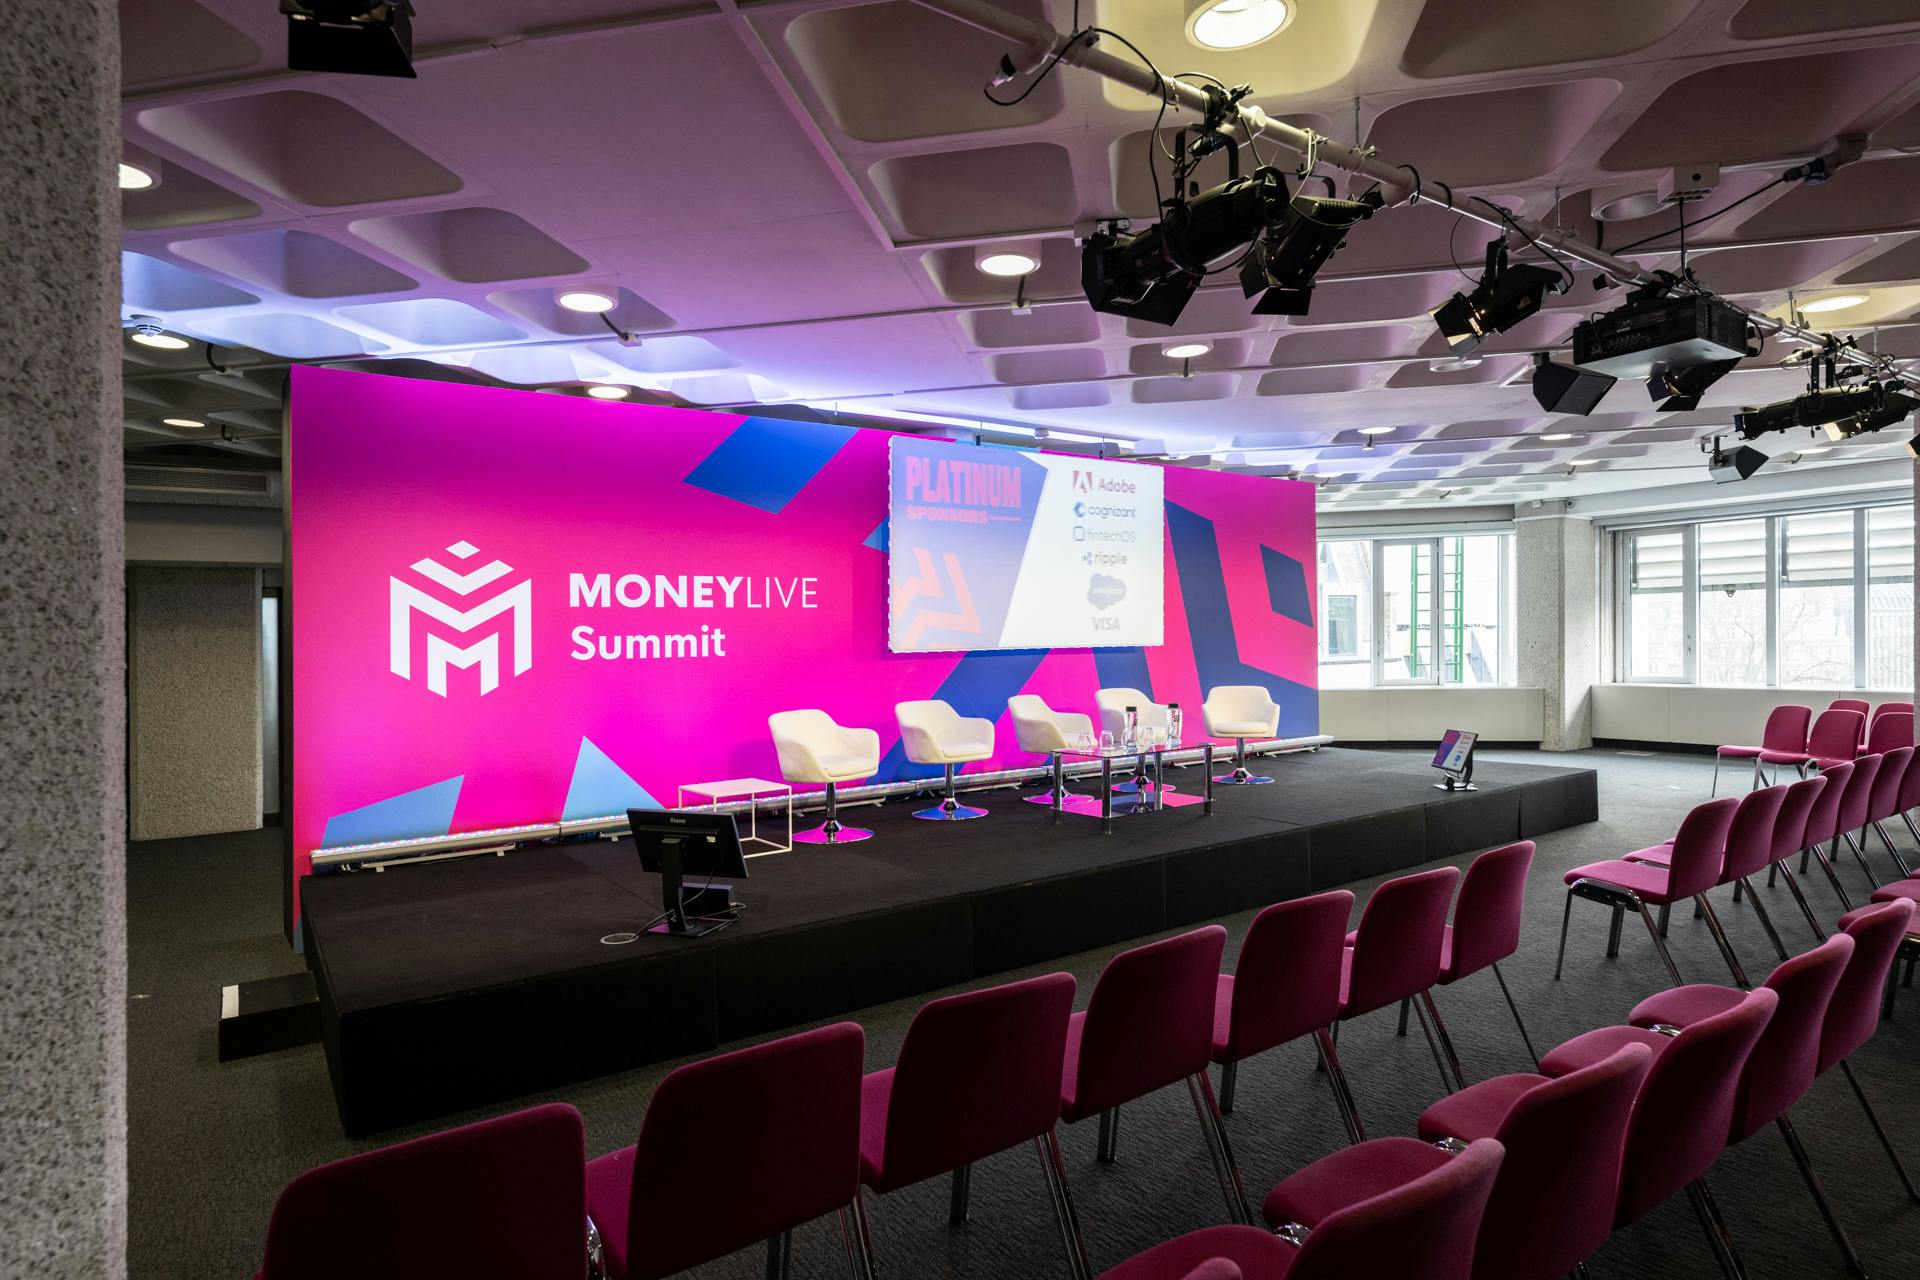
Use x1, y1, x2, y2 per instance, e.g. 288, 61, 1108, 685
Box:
768, 708, 846, 783
626, 1022, 864, 1278
1470, 1044, 1652, 1280
1719, 786, 1788, 882
1808, 708, 1865, 762
1095, 686, 1170, 735
1446, 841, 1535, 980
1769, 776, 1828, 864
259, 1103, 586, 1280
1875, 700, 1915, 716
873, 973, 1074, 1192
1008, 694, 1085, 754
1900, 746, 1920, 814
1073, 926, 1226, 1115
1836, 752, 1884, 834
1823, 899, 1917, 1072
1665, 796, 1739, 900
1803, 760, 1855, 846
1202, 685, 1280, 736
1293, 1138, 1504, 1280
1759, 704, 1813, 753
1614, 987, 1777, 1227
1223, 890, 1354, 1060
1831, 698, 1871, 716
1870, 746, 1915, 822
1345, 867, 1460, 1018
1728, 934, 1853, 1140
1867, 711, 1915, 756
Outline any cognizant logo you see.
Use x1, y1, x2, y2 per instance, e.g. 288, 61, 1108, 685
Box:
389, 540, 532, 697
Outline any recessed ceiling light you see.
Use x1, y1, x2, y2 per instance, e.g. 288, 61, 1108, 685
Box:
557, 288, 618, 314
1796, 445, 1831, 455
118, 162, 156, 190
1568, 458, 1600, 466
1429, 356, 1482, 373
129, 329, 189, 350
975, 242, 1042, 278
585, 384, 630, 400
1799, 294, 1868, 314
1185, 0, 1293, 50
161, 417, 205, 429
1541, 432, 1577, 441
1164, 341, 1212, 360
1358, 425, 1396, 436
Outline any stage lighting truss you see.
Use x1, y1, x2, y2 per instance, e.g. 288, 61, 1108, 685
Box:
1430, 239, 1566, 356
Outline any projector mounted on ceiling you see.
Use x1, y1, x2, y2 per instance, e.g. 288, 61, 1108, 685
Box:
282, 1, 416, 78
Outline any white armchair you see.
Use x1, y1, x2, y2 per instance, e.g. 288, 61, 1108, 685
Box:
769, 709, 881, 843
896, 700, 995, 821
1094, 687, 1177, 793
1202, 685, 1281, 785
1008, 694, 1095, 805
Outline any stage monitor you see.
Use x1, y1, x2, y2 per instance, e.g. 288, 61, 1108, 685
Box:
887, 436, 1165, 652
628, 809, 748, 937
1431, 729, 1478, 792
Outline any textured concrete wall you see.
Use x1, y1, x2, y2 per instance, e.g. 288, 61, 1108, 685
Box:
0, 2, 127, 1276
129, 568, 263, 840
1516, 510, 1600, 751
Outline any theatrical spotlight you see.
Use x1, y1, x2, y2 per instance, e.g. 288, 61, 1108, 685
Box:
1238, 186, 1382, 316
1082, 168, 1286, 326
1531, 354, 1615, 416
1826, 383, 1920, 440
1706, 437, 1768, 484
1431, 240, 1566, 356
1735, 383, 1885, 440
282, 2, 416, 78
1649, 358, 1740, 412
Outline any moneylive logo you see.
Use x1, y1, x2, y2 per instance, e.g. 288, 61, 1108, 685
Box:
390, 540, 532, 698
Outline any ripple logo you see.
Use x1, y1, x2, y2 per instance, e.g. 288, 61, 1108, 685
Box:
390, 540, 532, 697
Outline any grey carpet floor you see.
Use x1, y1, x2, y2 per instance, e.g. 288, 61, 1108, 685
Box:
127, 749, 1920, 1279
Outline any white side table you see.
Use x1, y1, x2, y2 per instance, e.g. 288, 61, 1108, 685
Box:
676, 777, 794, 857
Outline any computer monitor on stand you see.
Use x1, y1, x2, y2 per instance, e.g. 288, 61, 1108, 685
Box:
1432, 729, 1478, 792
627, 809, 749, 938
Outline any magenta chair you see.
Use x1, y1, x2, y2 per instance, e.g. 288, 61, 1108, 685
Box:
1338, 866, 1463, 1097
1715, 703, 1810, 794
586, 1022, 870, 1280
1096, 1138, 1504, 1280
1624, 936, 1862, 1274
1410, 1045, 1651, 1280
859, 974, 1087, 1276
1825, 900, 1920, 1202
1434, 842, 1540, 1073
256, 1103, 587, 1280
1891, 745, 1920, 867
1867, 709, 1913, 756
1628, 786, 1790, 981
1555, 796, 1738, 988
1832, 697, 1872, 717
1809, 707, 1867, 772
1830, 752, 1886, 891
1862, 745, 1917, 879
1211, 890, 1362, 1143
1062, 926, 1250, 1224
1763, 775, 1831, 941
1797, 759, 1860, 912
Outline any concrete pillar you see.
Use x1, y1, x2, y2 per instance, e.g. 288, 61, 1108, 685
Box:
0, 2, 127, 1276
1517, 506, 1600, 751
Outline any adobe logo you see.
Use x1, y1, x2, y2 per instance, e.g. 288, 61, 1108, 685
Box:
389, 539, 532, 697
1072, 470, 1093, 493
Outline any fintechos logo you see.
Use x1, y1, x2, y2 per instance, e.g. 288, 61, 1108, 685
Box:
389, 539, 532, 697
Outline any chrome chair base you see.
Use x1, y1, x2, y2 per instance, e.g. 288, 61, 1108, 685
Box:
913, 802, 987, 822
1212, 770, 1273, 786
794, 822, 873, 844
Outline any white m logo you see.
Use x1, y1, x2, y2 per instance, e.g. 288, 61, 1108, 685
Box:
390, 540, 532, 697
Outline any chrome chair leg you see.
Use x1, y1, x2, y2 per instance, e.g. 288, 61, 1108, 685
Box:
1034, 1131, 1092, 1280
1554, 889, 1576, 980
841, 1191, 877, 1280
1096, 1107, 1119, 1163
1420, 989, 1469, 1089
1188, 1072, 1253, 1225
1775, 1112, 1867, 1277
948, 1163, 971, 1225
1634, 896, 1686, 986
1808, 843, 1857, 913
1690, 1176, 1752, 1280
1313, 1027, 1366, 1144
1396, 996, 1411, 1036
1842, 831, 1882, 890
1218, 1058, 1238, 1114
767, 1229, 793, 1280
1874, 819, 1914, 879
1408, 994, 1455, 1095
1696, 894, 1751, 988
1838, 1058, 1920, 1202
1490, 961, 1541, 1070
1736, 877, 1790, 962
1774, 860, 1829, 940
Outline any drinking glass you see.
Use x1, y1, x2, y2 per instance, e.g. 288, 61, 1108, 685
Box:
1099, 729, 1115, 753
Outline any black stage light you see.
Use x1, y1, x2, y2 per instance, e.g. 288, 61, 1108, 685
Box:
1082, 169, 1284, 326
1648, 358, 1740, 412
1735, 384, 1882, 439
283, 1, 416, 78
1826, 385, 1920, 440
1431, 241, 1564, 356
1707, 440, 1768, 484
1531, 355, 1616, 416
1238, 188, 1382, 316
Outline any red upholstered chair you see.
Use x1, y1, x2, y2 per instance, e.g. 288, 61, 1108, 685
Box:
1893, 744, 1920, 863
586, 1022, 870, 1280
1808, 707, 1866, 771
1063, 926, 1250, 1224
256, 1103, 587, 1280
1339, 866, 1464, 1098
1862, 745, 1918, 880
1715, 703, 1810, 794
1763, 775, 1831, 941
1555, 797, 1738, 988
1831, 751, 1886, 891
1796, 759, 1859, 912
1622, 786, 1791, 974
1095, 1139, 1504, 1280
1866, 709, 1914, 756
1211, 890, 1363, 1143
1823, 900, 1920, 1204
1434, 842, 1540, 1072
1623, 937, 1863, 1273
1831, 697, 1872, 717
1411, 1044, 1651, 1280
859, 973, 1087, 1276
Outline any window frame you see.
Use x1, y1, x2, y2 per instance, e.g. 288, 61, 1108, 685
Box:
1315, 532, 1515, 688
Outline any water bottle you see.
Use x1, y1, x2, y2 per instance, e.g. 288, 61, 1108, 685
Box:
1168, 703, 1183, 748
1124, 706, 1139, 752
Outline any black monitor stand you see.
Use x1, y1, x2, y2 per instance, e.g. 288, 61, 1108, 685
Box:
649, 835, 741, 938
1434, 747, 1477, 792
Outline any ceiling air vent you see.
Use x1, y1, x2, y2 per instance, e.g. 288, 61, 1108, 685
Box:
126, 465, 274, 498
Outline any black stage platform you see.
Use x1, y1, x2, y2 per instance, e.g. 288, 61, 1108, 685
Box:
301, 748, 1597, 1134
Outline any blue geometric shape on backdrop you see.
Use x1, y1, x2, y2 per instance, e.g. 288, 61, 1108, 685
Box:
564, 736, 662, 820
683, 416, 858, 513
320, 775, 463, 848
1092, 646, 1155, 697
1261, 545, 1314, 626
864, 519, 888, 551
1166, 503, 1320, 738
877, 648, 1050, 783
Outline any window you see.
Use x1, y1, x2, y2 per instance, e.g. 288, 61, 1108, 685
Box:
1316, 534, 1513, 687
1614, 501, 1913, 689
